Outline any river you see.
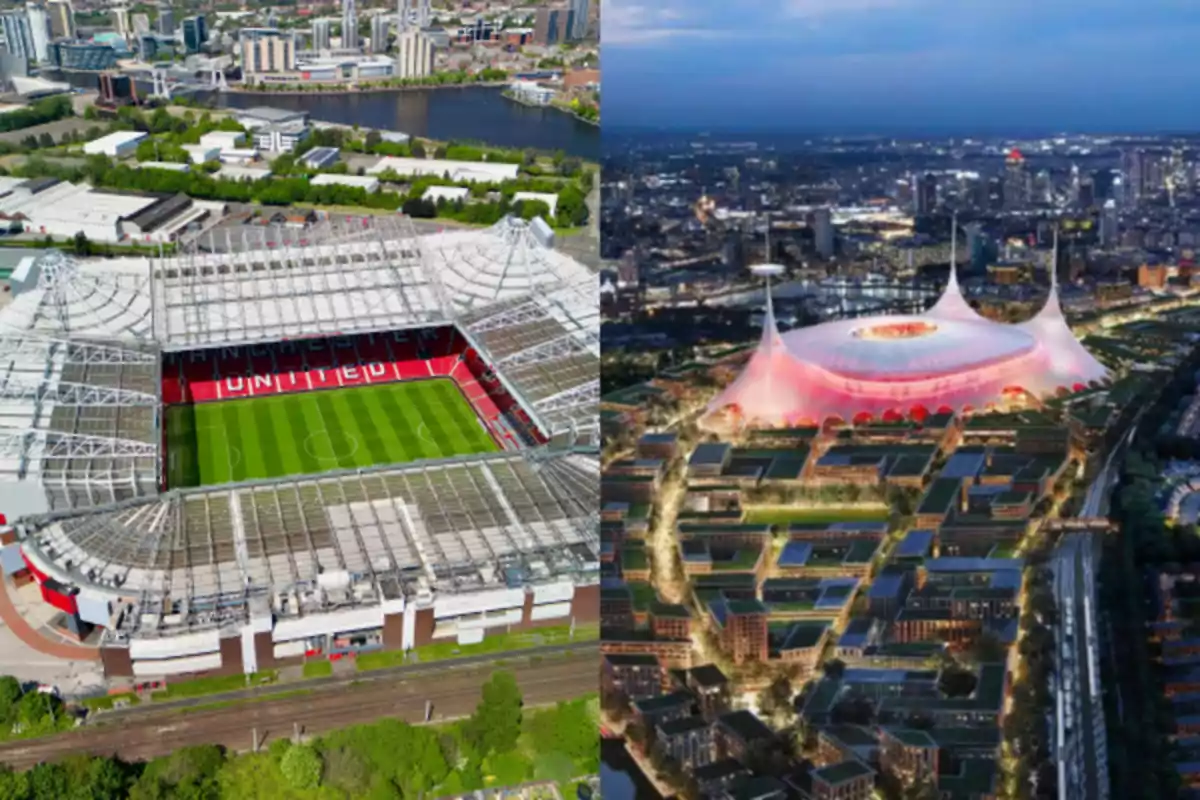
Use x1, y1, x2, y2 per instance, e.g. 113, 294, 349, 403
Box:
601, 737, 664, 799
215, 86, 598, 158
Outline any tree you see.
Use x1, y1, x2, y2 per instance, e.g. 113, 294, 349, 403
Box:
410, 140, 426, 158
72, 231, 91, 256
466, 671, 523, 756
280, 743, 322, 790
364, 130, 382, 150
938, 664, 978, 698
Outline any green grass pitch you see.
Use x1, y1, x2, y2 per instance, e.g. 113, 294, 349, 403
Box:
165, 378, 499, 488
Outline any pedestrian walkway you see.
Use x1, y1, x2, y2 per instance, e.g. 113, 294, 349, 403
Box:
0, 578, 99, 661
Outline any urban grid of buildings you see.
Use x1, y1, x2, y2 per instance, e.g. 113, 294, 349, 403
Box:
598, 134, 1200, 799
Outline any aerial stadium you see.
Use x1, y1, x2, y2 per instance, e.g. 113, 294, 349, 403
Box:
706, 236, 1109, 429
0, 215, 600, 680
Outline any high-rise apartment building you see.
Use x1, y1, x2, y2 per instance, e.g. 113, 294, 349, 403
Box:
311, 18, 331, 50
240, 27, 295, 76
534, 6, 573, 45
812, 206, 834, 259
341, 0, 359, 50
181, 15, 206, 53
1002, 148, 1028, 210
369, 14, 389, 53
0, 11, 34, 60
156, 2, 173, 36
46, 0, 73, 39
25, 3, 51, 61
111, 4, 128, 39
1100, 199, 1119, 247
393, 27, 432, 78
568, 0, 588, 38
914, 172, 937, 216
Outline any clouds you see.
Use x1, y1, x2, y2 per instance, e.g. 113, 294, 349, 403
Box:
603, 0, 1200, 130
603, 0, 767, 47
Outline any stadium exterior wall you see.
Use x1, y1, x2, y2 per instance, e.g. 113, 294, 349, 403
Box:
98, 582, 599, 679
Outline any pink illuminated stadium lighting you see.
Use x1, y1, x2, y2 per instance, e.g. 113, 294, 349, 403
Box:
707, 229, 1108, 427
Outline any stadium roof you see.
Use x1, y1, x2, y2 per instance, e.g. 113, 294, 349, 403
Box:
18, 449, 599, 638
0, 217, 597, 538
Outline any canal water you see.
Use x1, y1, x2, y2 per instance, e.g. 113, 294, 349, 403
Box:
601, 737, 663, 800
215, 86, 598, 158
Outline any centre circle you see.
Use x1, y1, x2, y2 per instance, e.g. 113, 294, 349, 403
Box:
303, 430, 360, 461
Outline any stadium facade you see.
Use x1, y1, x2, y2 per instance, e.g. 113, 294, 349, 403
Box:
0, 215, 600, 679
707, 238, 1108, 428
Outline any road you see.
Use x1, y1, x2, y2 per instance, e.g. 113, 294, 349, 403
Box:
0, 651, 594, 769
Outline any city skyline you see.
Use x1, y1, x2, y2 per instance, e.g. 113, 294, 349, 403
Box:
604, 0, 1200, 132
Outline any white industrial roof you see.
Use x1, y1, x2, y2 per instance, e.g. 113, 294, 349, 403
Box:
512, 191, 558, 216
82, 130, 148, 153
423, 186, 469, 203
309, 173, 380, 190
0, 181, 156, 230
215, 166, 272, 182
367, 156, 519, 183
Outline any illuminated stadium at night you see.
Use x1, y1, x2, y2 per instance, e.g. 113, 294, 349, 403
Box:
706, 238, 1109, 429
0, 216, 599, 679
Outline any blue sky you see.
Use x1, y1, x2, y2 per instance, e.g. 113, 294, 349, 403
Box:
602, 0, 1200, 133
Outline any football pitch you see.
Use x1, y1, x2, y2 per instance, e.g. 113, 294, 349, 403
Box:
165, 379, 499, 488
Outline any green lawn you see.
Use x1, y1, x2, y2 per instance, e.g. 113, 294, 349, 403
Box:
356, 622, 599, 672
745, 506, 891, 525
166, 379, 498, 488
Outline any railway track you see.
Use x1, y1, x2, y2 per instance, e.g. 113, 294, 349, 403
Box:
0, 653, 594, 769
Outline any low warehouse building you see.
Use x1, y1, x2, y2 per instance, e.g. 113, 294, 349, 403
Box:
309, 173, 380, 193
82, 130, 148, 158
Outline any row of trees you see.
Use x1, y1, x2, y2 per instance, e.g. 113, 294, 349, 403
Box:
13, 153, 591, 229
242, 68, 511, 93
1002, 550, 1059, 799
1092, 345, 1200, 798
0, 96, 73, 135
0, 672, 597, 800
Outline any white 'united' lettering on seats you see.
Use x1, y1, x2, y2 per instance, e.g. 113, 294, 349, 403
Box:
342, 365, 360, 381
253, 374, 273, 391
226, 376, 245, 392
366, 363, 387, 378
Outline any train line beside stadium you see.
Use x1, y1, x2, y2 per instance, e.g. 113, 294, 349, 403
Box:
95, 640, 598, 721
0, 652, 595, 769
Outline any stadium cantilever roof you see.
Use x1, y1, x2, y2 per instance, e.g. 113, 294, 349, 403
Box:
0, 215, 599, 521
19, 451, 599, 638
707, 236, 1108, 427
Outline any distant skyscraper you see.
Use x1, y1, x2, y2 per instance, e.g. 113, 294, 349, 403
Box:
722, 233, 744, 272
568, 0, 588, 39
0, 11, 34, 60
393, 27, 431, 77
1120, 149, 1143, 208
1077, 178, 1095, 210
45, 0, 72, 39
131, 12, 149, 35
240, 27, 294, 75
914, 173, 937, 216
341, 0, 359, 49
1003, 149, 1028, 210
1100, 199, 1119, 247
311, 18, 331, 50
25, 3, 50, 61
181, 16, 206, 53
417, 0, 430, 29
812, 206, 834, 259
156, 2, 173, 35
396, 0, 411, 31
369, 13, 389, 53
